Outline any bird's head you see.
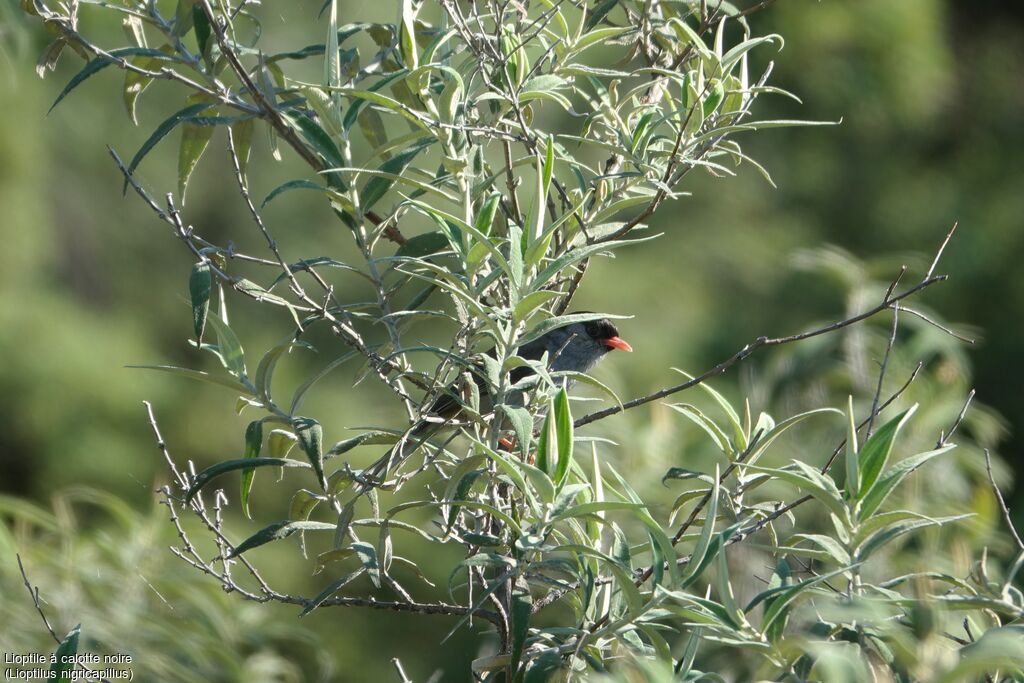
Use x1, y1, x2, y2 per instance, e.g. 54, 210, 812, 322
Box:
541, 315, 632, 374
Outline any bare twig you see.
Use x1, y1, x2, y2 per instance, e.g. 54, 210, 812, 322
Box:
575, 275, 946, 428
392, 658, 414, 683
866, 299, 900, 439
937, 390, 975, 449
16, 555, 112, 683
983, 449, 1024, 551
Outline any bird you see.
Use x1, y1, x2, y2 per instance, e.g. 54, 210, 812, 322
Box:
416, 316, 632, 438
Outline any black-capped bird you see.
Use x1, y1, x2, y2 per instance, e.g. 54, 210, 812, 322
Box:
418, 316, 632, 435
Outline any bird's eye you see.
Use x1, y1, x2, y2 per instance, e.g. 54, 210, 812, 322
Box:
584, 322, 600, 338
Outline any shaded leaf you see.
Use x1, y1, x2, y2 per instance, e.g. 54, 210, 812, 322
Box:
185, 457, 310, 504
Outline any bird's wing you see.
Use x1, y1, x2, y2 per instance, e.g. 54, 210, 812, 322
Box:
421, 338, 549, 419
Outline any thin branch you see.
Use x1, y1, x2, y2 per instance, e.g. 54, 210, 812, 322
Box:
937, 389, 975, 449
926, 222, 958, 281
575, 275, 946, 428
984, 450, 1024, 551
821, 362, 923, 474
145, 402, 502, 626
392, 658, 414, 683
17, 555, 113, 683
899, 306, 975, 344
866, 300, 900, 439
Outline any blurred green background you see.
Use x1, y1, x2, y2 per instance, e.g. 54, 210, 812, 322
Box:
0, 0, 1022, 680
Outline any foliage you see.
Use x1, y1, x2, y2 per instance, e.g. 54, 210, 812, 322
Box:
16, 0, 1024, 681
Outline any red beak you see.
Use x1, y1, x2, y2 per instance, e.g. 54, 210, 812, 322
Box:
604, 336, 633, 353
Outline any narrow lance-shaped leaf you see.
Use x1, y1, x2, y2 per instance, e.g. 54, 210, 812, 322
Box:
240, 420, 263, 518
844, 395, 859, 500
294, 417, 327, 489
359, 142, 430, 210
124, 100, 216, 193
680, 463, 720, 588
204, 312, 249, 381
50, 47, 184, 114
324, 0, 341, 91
859, 444, 956, 519
50, 624, 80, 681
228, 519, 336, 558
231, 118, 255, 181
399, 0, 419, 70
185, 457, 311, 504
535, 400, 556, 477
189, 261, 211, 343
553, 387, 574, 483
510, 580, 533, 677
123, 55, 159, 124
859, 405, 918, 499
127, 364, 252, 395
192, 5, 211, 58
300, 567, 367, 616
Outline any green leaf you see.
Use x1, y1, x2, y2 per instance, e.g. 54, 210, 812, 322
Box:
531, 238, 648, 291
228, 519, 335, 558
262, 179, 329, 208
240, 419, 263, 518
680, 465, 721, 589
856, 514, 969, 562
291, 349, 358, 414
585, 0, 618, 30
268, 429, 298, 457
666, 403, 730, 455
745, 462, 849, 525
359, 142, 431, 210
352, 541, 381, 588
396, 231, 452, 258
172, 0, 197, 36
178, 98, 216, 202
124, 100, 215, 192
189, 261, 212, 342
192, 5, 211, 56
859, 445, 956, 519
671, 368, 746, 452
280, 108, 344, 169
474, 193, 502, 238
844, 396, 859, 499
553, 387, 573, 483
324, 0, 341, 90
300, 568, 367, 616
743, 407, 841, 467
510, 582, 532, 677
127, 364, 252, 395
123, 55, 161, 124
759, 564, 856, 631
231, 119, 255, 181
255, 337, 312, 401
445, 465, 484, 532
294, 417, 326, 489
500, 405, 535, 462
185, 457, 310, 504
791, 533, 851, 565
399, 0, 419, 70
858, 405, 917, 500
50, 624, 80, 681
536, 403, 555, 477
204, 312, 248, 380
550, 501, 643, 522
50, 48, 182, 114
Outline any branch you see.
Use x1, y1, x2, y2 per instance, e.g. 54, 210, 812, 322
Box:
16, 554, 113, 683
144, 402, 502, 627
575, 274, 946, 428
984, 449, 1024, 552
